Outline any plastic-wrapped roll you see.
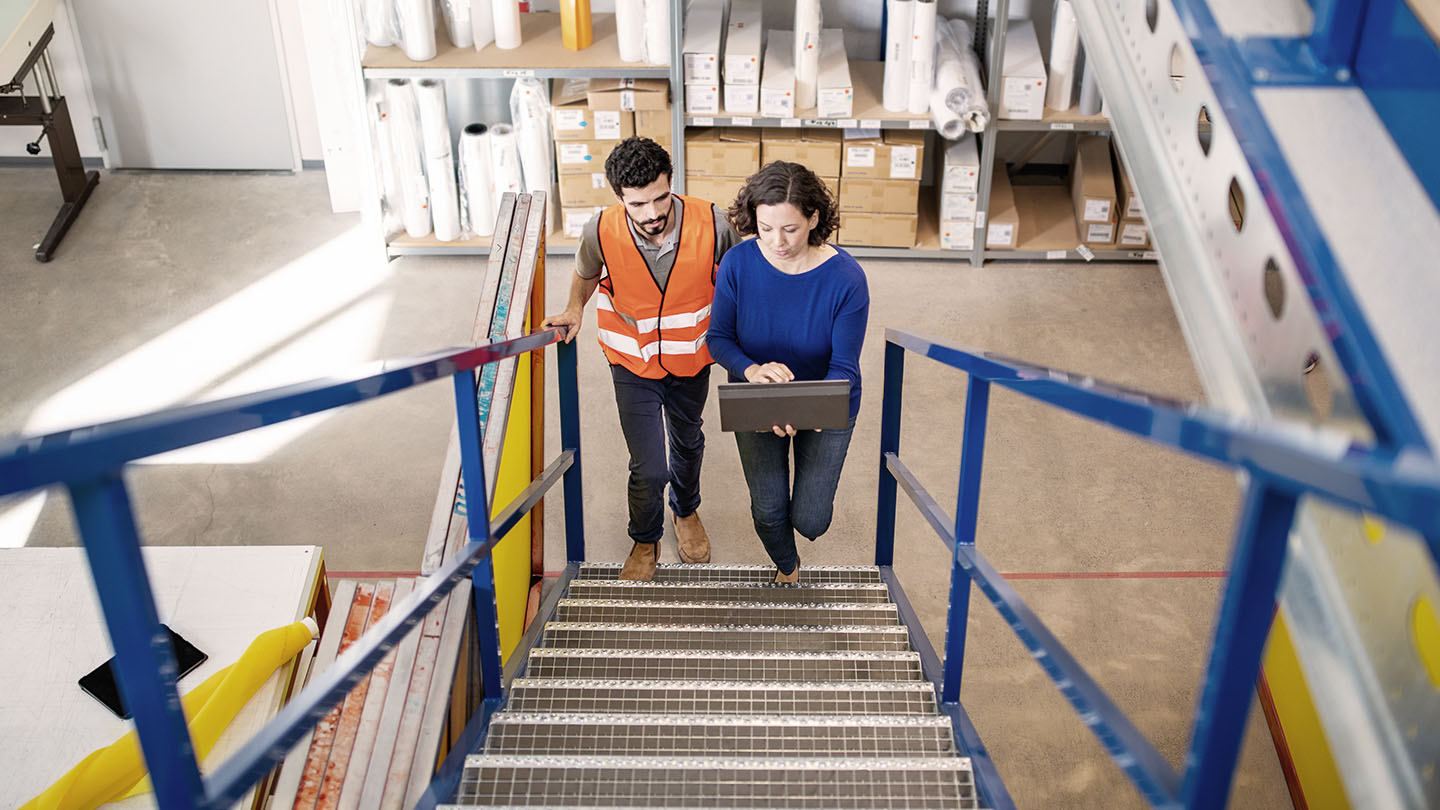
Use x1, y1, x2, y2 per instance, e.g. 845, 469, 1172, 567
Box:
494, 0, 522, 49
395, 0, 437, 61
460, 123, 497, 238
644, 0, 671, 66
907, 0, 937, 115
794, 0, 823, 110
363, 0, 394, 47
1078, 48, 1102, 114
417, 79, 461, 241
1045, 0, 1079, 111
510, 78, 553, 195
472, 0, 495, 49
442, 0, 474, 48
947, 19, 990, 132
489, 124, 525, 214
928, 24, 966, 139
375, 108, 404, 233
883, 0, 914, 112
615, 0, 645, 62
384, 80, 431, 238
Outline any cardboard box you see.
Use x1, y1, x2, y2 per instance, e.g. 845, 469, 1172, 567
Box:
1070, 134, 1117, 224
942, 136, 980, 193
1112, 144, 1144, 221
556, 139, 621, 175
724, 0, 763, 85
561, 206, 603, 239
841, 129, 926, 180
1118, 220, 1150, 248
762, 128, 842, 176
724, 83, 760, 114
816, 29, 853, 119
587, 78, 670, 111
686, 84, 721, 115
985, 161, 1019, 248
838, 177, 919, 214
683, 0, 725, 85
683, 174, 747, 211
940, 190, 978, 221
940, 219, 976, 251
551, 79, 636, 141
761, 30, 796, 118
685, 127, 762, 176
634, 109, 672, 140
1079, 219, 1117, 246
559, 171, 616, 208
837, 212, 916, 248
990, 19, 1045, 120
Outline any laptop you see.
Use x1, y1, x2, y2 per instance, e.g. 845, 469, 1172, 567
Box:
717, 380, 851, 433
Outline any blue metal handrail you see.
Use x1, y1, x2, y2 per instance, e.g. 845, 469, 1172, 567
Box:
875, 327, 1440, 810
0, 328, 585, 810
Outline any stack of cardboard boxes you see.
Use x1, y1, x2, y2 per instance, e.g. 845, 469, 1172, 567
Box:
1070, 133, 1118, 248
938, 137, 980, 251
836, 130, 926, 248
762, 129, 841, 200
553, 78, 672, 238
683, 0, 724, 115
1114, 147, 1149, 248
684, 128, 761, 210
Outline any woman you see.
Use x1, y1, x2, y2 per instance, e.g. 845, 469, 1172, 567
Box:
707, 161, 870, 583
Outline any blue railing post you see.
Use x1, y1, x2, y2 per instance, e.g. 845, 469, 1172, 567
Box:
68, 473, 207, 809
942, 377, 991, 704
1180, 481, 1298, 810
557, 338, 586, 563
453, 368, 503, 701
875, 340, 905, 567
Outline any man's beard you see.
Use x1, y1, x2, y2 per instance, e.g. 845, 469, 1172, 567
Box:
632, 208, 668, 236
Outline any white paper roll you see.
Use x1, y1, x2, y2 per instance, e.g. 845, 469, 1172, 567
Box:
442, 0, 474, 48
929, 87, 964, 139
947, 19, 990, 132
472, 0, 495, 49
374, 111, 404, 232
1046, 0, 1079, 111
794, 0, 823, 110
363, 0, 394, 47
1078, 48, 1102, 114
644, 0, 671, 66
384, 80, 431, 238
510, 78, 553, 195
395, 0, 438, 61
615, 0, 645, 62
907, 0, 937, 115
489, 124, 525, 214
883, 0, 914, 112
460, 124, 497, 237
416, 79, 460, 242
493, 0, 522, 49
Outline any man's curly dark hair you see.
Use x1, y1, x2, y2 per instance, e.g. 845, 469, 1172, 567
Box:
605, 137, 673, 195
726, 161, 839, 247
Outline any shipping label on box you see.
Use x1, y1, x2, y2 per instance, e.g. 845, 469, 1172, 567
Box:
890, 145, 918, 180
941, 191, 978, 221
725, 84, 760, 114
562, 206, 603, 238
838, 177, 919, 214
686, 85, 720, 115
1083, 221, 1116, 244
762, 128, 842, 177
557, 140, 621, 174
940, 219, 976, 251
685, 127, 761, 176
845, 144, 877, 169
841, 130, 926, 179
1119, 221, 1150, 247
724, 0, 763, 85
761, 30, 796, 117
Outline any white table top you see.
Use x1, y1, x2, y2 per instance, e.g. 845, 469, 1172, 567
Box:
0, 545, 322, 808
0, 0, 56, 84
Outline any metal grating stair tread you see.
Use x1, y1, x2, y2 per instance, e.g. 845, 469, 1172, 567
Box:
539, 623, 913, 652
554, 599, 901, 626
522, 648, 926, 681
576, 562, 884, 583
565, 580, 893, 603
504, 679, 939, 715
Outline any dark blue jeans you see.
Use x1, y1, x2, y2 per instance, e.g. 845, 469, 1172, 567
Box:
733, 419, 856, 574
611, 364, 709, 544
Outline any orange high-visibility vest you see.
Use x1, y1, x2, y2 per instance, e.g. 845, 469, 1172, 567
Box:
594, 194, 717, 379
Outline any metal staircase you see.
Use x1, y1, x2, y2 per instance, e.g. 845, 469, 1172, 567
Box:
448, 562, 981, 809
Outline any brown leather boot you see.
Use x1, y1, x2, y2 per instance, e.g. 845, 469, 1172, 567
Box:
674, 512, 711, 564
619, 541, 657, 581
775, 564, 800, 584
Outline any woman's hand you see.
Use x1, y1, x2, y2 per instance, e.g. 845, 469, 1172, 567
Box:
744, 362, 794, 383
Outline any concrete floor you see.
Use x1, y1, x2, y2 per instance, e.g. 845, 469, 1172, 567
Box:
1, 167, 1291, 809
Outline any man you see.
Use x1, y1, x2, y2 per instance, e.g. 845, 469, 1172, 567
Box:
542, 137, 742, 580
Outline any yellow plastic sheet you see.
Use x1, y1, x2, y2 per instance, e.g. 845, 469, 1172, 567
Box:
23, 619, 316, 810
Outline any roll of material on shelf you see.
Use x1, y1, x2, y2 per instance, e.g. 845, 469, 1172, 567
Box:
907, 0, 938, 115
460, 123, 497, 238
442, 0, 474, 48
489, 124, 525, 211
1045, 0, 1079, 111
472, 0, 496, 49
560, 0, 594, 50
385, 79, 432, 238
510, 78, 554, 196
883, 0, 914, 112
1078, 48, 1102, 114
395, 0, 438, 61
615, 0, 645, 61
930, 18, 989, 135
644, 0, 671, 65
417, 79, 461, 242
794, 0, 823, 110
494, 0, 522, 49
363, 0, 395, 47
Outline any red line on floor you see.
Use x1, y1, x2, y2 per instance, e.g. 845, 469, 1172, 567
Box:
1001, 570, 1227, 580
327, 570, 422, 579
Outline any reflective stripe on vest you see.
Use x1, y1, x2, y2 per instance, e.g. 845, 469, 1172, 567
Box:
595, 194, 717, 379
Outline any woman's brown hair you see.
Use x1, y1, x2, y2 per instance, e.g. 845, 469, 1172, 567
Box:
726, 160, 840, 247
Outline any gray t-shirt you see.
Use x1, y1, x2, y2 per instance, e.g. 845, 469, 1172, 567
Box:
576, 198, 742, 290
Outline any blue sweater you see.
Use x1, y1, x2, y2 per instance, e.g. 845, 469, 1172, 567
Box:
707, 239, 870, 418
